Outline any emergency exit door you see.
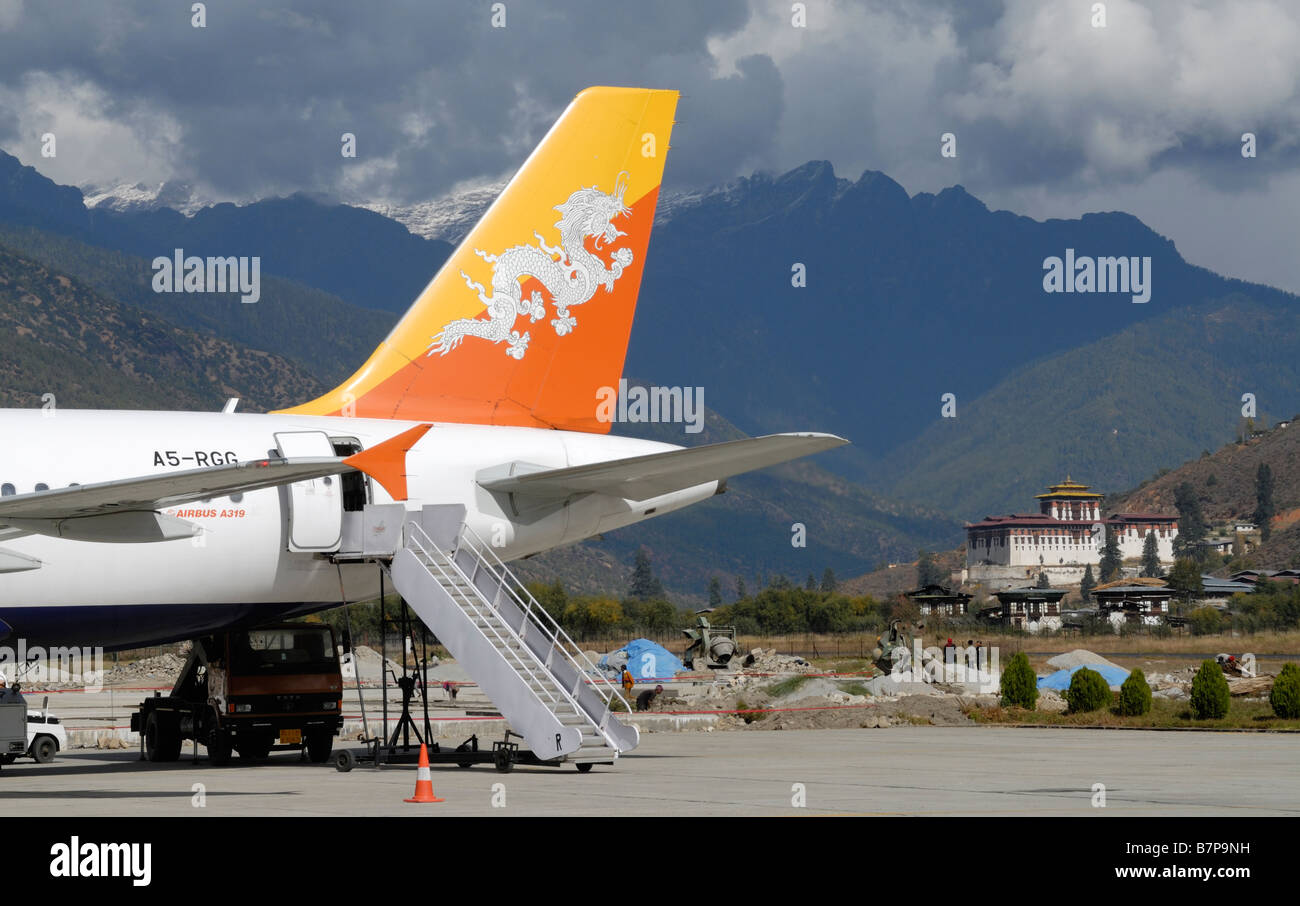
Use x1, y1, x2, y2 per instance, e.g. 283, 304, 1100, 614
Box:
274, 431, 343, 552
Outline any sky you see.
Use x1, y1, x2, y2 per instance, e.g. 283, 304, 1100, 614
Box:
1, 0, 1298, 292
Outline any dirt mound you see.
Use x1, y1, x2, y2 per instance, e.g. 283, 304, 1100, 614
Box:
1037, 689, 1068, 712
1046, 649, 1125, 673
880, 694, 970, 726
725, 691, 970, 731
740, 698, 887, 730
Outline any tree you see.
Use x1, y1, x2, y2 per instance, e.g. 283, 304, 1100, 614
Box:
1000, 652, 1038, 709
1140, 532, 1163, 578
735, 576, 748, 600
529, 580, 569, 622
1188, 605, 1223, 636
820, 567, 838, 593
1079, 564, 1096, 603
1167, 558, 1204, 601
1035, 570, 1050, 588
805, 573, 817, 591
627, 548, 664, 601
1254, 463, 1275, 541
1269, 663, 1300, 718
917, 550, 945, 587
707, 577, 723, 608
1066, 667, 1112, 713
1117, 669, 1152, 716
1099, 527, 1122, 582
1190, 660, 1230, 720
1172, 482, 1207, 557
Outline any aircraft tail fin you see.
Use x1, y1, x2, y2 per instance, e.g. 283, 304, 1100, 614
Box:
278, 87, 678, 432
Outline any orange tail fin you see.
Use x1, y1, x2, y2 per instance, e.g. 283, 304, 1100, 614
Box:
278, 86, 678, 432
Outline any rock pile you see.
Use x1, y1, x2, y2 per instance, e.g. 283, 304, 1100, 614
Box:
102, 653, 187, 686
741, 648, 816, 673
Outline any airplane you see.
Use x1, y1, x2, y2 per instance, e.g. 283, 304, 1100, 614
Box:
0, 87, 847, 653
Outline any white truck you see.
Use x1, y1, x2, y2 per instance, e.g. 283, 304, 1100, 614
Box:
0, 694, 65, 766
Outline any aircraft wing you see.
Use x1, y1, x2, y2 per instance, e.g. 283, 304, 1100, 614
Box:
0, 457, 353, 523
0, 424, 430, 541
478, 432, 849, 502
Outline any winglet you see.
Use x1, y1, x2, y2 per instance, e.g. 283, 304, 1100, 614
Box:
344, 424, 432, 501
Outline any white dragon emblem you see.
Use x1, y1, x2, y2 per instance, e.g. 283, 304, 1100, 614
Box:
428, 172, 636, 360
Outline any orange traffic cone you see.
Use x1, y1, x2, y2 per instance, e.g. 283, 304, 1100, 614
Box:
404, 743, 444, 803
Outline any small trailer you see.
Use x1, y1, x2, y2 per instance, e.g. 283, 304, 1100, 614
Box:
0, 698, 27, 771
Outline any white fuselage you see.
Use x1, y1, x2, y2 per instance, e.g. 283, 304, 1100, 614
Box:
0, 409, 713, 648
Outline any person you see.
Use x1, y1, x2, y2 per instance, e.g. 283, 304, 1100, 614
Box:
636, 685, 664, 712
0, 675, 22, 704
621, 665, 634, 696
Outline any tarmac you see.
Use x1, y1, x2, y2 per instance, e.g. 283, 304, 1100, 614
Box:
2, 726, 1296, 816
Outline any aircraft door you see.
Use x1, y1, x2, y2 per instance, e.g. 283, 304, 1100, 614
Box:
274, 431, 343, 552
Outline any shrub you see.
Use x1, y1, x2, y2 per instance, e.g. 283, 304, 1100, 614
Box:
734, 698, 766, 724
1000, 651, 1038, 709
1270, 663, 1300, 719
1116, 669, 1152, 716
1188, 606, 1223, 636
1190, 660, 1230, 720
765, 675, 809, 698
1066, 668, 1112, 713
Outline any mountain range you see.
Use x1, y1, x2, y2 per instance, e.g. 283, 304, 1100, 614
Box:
4, 147, 1298, 600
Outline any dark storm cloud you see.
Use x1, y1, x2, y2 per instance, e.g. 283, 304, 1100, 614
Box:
0, 0, 770, 200
1, 0, 1297, 227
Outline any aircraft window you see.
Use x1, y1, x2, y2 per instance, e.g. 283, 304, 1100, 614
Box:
0, 484, 13, 496
35, 483, 49, 492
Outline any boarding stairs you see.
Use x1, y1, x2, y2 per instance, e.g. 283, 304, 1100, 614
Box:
388, 506, 638, 765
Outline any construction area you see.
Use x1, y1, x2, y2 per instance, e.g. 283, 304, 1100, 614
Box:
4, 636, 1293, 753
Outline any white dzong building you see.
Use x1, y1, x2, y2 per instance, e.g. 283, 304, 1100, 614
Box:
965, 478, 1178, 590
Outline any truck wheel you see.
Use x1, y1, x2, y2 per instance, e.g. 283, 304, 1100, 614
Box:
144, 712, 181, 763
31, 736, 56, 764
493, 748, 514, 773
576, 762, 593, 773
305, 730, 333, 764
207, 733, 233, 766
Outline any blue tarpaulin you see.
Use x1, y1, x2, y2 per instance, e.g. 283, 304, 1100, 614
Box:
1038, 663, 1131, 690
601, 639, 684, 680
